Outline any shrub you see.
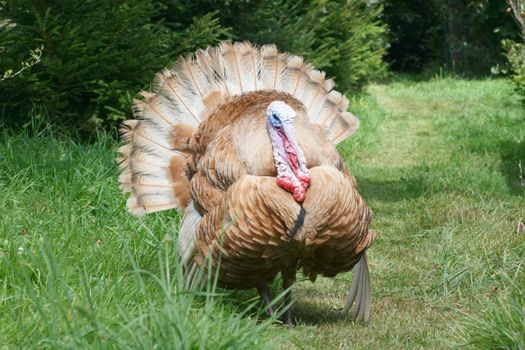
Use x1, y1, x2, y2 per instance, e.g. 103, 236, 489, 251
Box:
502, 0, 525, 105
174, 0, 387, 94
296, 0, 388, 93
503, 40, 525, 105
0, 1, 227, 133
0, 0, 386, 134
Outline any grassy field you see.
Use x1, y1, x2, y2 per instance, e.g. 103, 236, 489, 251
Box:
1, 77, 524, 349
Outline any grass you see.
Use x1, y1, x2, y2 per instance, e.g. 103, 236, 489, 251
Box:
0, 128, 276, 349
1, 76, 524, 349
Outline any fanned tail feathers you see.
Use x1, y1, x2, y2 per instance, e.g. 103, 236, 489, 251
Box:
118, 40, 359, 216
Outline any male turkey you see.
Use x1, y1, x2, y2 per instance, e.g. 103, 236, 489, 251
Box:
118, 42, 375, 324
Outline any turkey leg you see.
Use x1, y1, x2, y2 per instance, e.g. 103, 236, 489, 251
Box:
282, 268, 296, 325
257, 284, 275, 316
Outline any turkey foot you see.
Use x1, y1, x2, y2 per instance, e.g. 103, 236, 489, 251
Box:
257, 284, 275, 316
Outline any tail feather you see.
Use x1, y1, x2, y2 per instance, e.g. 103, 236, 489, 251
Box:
178, 201, 203, 265
199, 46, 235, 97
260, 44, 287, 90
326, 111, 360, 145
118, 41, 360, 219
174, 57, 210, 98
238, 42, 262, 91
220, 42, 263, 94
155, 69, 203, 125
301, 69, 329, 111
127, 196, 179, 216
343, 253, 371, 323
310, 90, 345, 126
281, 55, 311, 97
118, 119, 191, 216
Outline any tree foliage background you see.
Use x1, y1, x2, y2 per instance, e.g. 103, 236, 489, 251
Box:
380, 0, 520, 73
0, 0, 523, 135
0, 0, 386, 133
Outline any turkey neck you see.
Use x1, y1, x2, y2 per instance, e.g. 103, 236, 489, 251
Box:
267, 120, 311, 203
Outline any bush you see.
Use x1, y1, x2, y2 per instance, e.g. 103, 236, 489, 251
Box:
502, 0, 525, 105
0, 0, 386, 134
0, 0, 227, 133
296, 0, 388, 93
503, 40, 525, 105
173, 0, 387, 94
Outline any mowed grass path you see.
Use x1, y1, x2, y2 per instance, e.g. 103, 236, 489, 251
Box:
1, 77, 524, 349
266, 77, 525, 349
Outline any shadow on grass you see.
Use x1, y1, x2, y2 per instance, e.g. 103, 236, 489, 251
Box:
357, 174, 427, 202
226, 296, 351, 326
291, 300, 348, 326
225, 285, 352, 326
498, 140, 525, 195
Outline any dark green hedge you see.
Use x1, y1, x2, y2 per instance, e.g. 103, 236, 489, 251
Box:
0, 0, 227, 132
0, 0, 387, 134
173, 0, 387, 93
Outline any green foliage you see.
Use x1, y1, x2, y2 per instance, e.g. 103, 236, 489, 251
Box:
503, 40, 525, 105
0, 43, 42, 80
448, 0, 520, 73
4, 0, 525, 134
502, 1, 525, 105
176, 0, 387, 93
0, 0, 227, 133
298, 0, 388, 93
380, 0, 445, 71
0, 0, 387, 135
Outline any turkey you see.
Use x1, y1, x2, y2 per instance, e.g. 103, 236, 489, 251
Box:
118, 41, 375, 324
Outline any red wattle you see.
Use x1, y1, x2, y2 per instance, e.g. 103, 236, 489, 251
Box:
293, 186, 306, 203
276, 176, 295, 192
276, 175, 309, 203
299, 173, 311, 188
275, 129, 310, 203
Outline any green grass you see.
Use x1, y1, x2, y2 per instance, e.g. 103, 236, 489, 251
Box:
1, 76, 524, 349
0, 129, 276, 349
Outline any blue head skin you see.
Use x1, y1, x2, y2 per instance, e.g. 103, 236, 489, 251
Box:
267, 101, 294, 127
268, 110, 283, 129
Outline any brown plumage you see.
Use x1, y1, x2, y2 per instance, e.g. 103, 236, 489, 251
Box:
118, 41, 374, 324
